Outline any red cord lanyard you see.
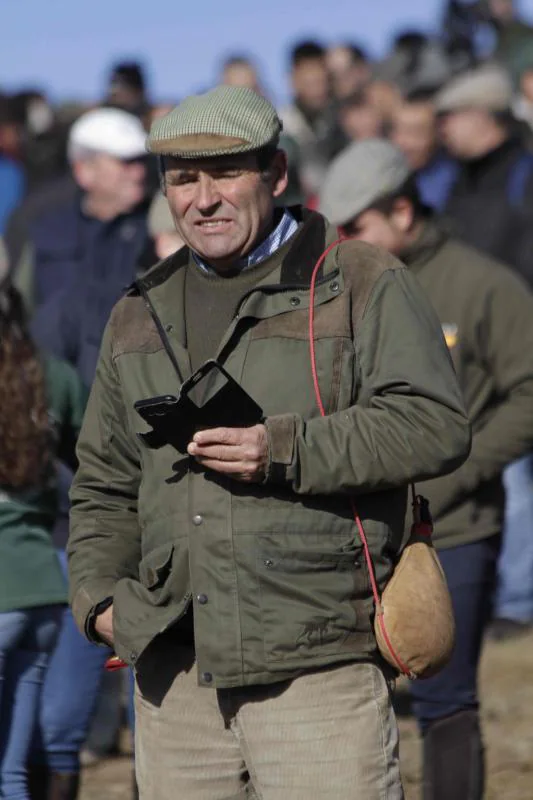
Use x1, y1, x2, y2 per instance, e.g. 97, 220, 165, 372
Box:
308, 238, 415, 677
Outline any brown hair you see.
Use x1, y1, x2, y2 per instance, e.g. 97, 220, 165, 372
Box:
0, 287, 50, 488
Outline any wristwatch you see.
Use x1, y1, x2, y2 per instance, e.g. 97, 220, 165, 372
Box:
86, 596, 113, 644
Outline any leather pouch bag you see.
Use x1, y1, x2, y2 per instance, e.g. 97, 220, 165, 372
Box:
308, 242, 456, 682
373, 494, 456, 680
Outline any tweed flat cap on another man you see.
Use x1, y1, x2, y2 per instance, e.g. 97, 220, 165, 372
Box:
147, 86, 283, 159
435, 62, 513, 114
320, 139, 410, 227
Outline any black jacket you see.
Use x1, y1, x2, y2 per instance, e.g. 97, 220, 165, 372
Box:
443, 137, 533, 287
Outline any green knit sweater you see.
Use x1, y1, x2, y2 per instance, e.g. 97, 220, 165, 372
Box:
184, 258, 282, 372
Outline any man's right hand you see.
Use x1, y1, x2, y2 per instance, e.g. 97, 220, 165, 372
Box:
94, 604, 114, 646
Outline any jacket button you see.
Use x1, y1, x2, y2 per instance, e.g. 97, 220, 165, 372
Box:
290, 296, 301, 307
264, 559, 274, 568
330, 281, 340, 293
197, 593, 208, 605
165, 323, 173, 332
201, 671, 213, 684
192, 515, 203, 526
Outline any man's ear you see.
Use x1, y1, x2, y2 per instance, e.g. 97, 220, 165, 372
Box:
71, 160, 92, 193
390, 196, 415, 234
271, 150, 289, 199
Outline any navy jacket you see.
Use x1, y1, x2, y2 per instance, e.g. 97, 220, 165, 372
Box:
31, 194, 151, 545
415, 153, 459, 213
31, 190, 151, 385
29, 192, 149, 310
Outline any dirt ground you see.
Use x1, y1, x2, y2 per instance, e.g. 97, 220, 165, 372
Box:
79, 630, 533, 800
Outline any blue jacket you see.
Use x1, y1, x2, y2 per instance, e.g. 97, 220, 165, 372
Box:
30, 194, 150, 546
31, 205, 151, 387
415, 153, 459, 213
29, 191, 149, 310
0, 156, 25, 234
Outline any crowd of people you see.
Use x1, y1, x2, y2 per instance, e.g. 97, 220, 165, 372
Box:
1, 1, 533, 799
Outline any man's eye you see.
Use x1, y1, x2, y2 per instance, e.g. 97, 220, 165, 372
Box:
215, 169, 243, 179
169, 174, 197, 186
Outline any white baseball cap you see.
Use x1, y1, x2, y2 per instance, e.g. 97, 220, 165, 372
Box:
68, 107, 147, 161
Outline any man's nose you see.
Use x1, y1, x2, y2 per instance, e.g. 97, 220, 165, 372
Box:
195, 173, 221, 211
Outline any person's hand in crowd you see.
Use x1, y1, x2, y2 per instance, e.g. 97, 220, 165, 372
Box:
95, 605, 115, 646
188, 425, 269, 483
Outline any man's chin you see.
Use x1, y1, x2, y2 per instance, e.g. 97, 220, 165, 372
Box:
189, 239, 246, 267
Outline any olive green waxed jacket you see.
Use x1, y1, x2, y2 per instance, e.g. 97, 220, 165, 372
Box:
402, 221, 533, 549
68, 210, 470, 689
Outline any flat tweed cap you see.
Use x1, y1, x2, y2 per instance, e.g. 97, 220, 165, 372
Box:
435, 62, 513, 114
147, 86, 283, 158
320, 139, 410, 227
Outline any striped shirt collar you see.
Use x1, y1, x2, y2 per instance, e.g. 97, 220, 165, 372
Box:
192, 209, 299, 274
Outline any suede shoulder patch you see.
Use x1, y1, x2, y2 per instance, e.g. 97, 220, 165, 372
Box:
109, 295, 163, 360
337, 240, 404, 331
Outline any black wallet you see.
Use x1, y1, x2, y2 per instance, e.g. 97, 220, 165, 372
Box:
134, 359, 264, 452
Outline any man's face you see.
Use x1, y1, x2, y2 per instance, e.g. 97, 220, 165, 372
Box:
77, 153, 147, 213
292, 59, 330, 112
163, 151, 288, 271
342, 207, 407, 256
107, 85, 144, 114
490, 0, 514, 22
365, 80, 402, 121
439, 108, 491, 159
0, 121, 22, 160
222, 64, 262, 94
391, 102, 438, 171
339, 101, 383, 141
521, 69, 533, 102
326, 46, 370, 100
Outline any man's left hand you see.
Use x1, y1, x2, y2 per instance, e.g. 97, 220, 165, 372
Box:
187, 425, 268, 483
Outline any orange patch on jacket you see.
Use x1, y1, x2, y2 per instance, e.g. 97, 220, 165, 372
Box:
442, 323, 458, 349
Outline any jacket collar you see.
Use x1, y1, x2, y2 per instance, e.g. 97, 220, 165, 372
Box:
280, 207, 330, 285
129, 208, 342, 385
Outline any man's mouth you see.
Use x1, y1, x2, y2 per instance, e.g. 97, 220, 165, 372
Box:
195, 219, 232, 228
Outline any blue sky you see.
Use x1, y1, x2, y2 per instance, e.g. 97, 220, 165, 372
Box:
2, 0, 533, 105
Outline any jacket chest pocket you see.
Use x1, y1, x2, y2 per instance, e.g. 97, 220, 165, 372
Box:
255, 541, 370, 666
242, 335, 355, 418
